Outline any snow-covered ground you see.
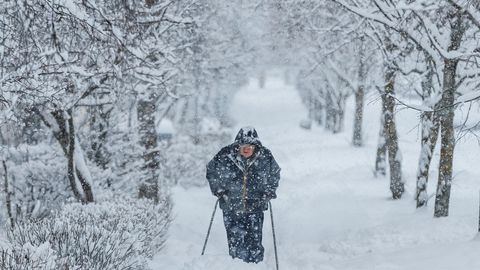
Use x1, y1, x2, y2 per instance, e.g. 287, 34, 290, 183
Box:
151, 71, 480, 270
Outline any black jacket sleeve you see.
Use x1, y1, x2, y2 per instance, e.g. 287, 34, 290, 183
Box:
265, 151, 281, 199
206, 151, 227, 197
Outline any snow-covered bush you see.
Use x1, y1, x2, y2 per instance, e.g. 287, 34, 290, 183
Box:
4, 197, 171, 270
0, 243, 57, 270
1, 143, 69, 224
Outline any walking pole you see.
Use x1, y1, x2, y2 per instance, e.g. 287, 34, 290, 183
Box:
201, 198, 219, 255
268, 201, 279, 270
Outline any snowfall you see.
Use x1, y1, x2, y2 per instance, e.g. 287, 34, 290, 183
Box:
150, 71, 480, 270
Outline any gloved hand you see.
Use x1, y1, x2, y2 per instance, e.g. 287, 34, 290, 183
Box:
262, 192, 276, 200
214, 189, 229, 200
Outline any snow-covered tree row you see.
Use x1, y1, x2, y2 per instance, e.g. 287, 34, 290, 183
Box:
258, 0, 480, 217
329, 0, 480, 216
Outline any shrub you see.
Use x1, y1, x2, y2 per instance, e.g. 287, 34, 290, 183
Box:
3, 197, 171, 270
1, 143, 69, 224
0, 243, 57, 270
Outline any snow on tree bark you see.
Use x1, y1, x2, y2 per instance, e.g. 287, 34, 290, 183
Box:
434, 13, 466, 217
3, 160, 14, 228
137, 97, 160, 203
39, 109, 94, 203
325, 91, 335, 132
416, 59, 439, 208
88, 104, 112, 170
374, 107, 387, 178
325, 89, 347, 134
383, 61, 404, 199
353, 38, 366, 147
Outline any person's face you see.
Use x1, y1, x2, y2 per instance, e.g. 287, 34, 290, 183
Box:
239, 144, 255, 158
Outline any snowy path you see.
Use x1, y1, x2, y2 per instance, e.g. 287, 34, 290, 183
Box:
151, 72, 480, 270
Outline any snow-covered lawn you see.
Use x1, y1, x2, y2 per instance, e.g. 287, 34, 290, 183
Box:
151, 72, 480, 270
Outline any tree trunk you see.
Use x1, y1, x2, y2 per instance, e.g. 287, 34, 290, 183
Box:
434, 14, 465, 217
434, 59, 457, 217
89, 105, 112, 170
66, 111, 83, 202
383, 66, 404, 199
374, 106, 387, 177
312, 98, 324, 126
38, 109, 94, 203
416, 110, 440, 207
192, 95, 201, 144
415, 59, 440, 208
333, 95, 346, 134
3, 161, 14, 229
325, 92, 335, 131
137, 97, 159, 202
68, 110, 94, 203
353, 88, 365, 146
353, 39, 366, 147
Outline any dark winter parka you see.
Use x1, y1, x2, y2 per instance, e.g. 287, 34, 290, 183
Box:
206, 127, 281, 213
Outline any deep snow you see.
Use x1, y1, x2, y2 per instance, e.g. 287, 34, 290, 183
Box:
151, 71, 480, 270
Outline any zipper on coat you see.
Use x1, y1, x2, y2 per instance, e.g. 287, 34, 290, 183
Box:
242, 173, 247, 211
239, 154, 259, 212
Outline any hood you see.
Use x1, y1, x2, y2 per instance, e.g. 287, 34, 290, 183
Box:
234, 126, 262, 146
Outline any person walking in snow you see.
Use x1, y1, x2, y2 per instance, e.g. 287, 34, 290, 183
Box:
206, 127, 281, 263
